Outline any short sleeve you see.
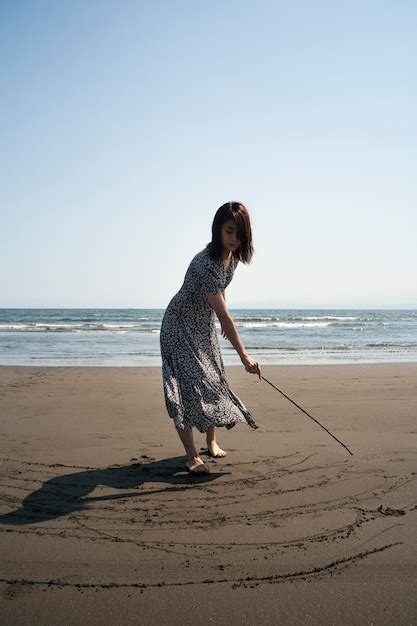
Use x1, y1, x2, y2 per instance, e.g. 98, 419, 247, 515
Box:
199, 264, 224, 295
183, 249, 225, 296
188, 252, 223, 295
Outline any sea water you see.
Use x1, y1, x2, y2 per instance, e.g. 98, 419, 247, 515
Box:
0, 308, 416, 366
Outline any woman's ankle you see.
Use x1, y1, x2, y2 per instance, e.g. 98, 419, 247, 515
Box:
206, 426, 216, 446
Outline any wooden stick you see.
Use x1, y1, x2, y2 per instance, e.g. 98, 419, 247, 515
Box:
261, 375, 353, 456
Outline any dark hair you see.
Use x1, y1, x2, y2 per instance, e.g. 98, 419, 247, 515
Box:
206, 201, 254, 264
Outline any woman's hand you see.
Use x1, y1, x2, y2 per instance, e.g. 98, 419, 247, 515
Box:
241, 354, 261, 379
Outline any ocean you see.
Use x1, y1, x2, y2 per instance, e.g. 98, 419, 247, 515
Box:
0, 308, 416, 367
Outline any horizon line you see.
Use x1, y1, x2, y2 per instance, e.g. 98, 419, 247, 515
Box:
1, 306, 416, 311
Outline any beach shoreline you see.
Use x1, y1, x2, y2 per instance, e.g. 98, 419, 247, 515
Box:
2, 360, 417, 369
1, 364, 416, 624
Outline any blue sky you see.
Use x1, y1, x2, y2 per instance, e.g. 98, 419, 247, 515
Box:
1, 0, 416, 308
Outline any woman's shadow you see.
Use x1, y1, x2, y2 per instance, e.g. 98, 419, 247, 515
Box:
0, 456, 226, 526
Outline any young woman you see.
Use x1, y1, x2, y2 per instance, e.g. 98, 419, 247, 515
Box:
160, 201, 261, 475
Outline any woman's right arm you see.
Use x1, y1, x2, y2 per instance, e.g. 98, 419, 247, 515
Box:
204, 293, 261, 378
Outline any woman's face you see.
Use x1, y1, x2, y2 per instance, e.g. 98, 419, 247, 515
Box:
221, 219, 241, 254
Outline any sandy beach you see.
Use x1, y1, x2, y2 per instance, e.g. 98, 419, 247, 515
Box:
0, 364, 416, 625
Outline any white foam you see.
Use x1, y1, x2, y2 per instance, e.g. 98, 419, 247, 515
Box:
302, 316, 358, 321
241, 321, 332, 329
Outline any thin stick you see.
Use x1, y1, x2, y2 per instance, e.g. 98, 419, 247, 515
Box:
261, 375, 353, 456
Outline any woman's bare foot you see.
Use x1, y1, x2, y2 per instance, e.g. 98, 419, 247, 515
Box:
186, 455, 210, 474
207, 441, 227, 458
176, 427, 210, 474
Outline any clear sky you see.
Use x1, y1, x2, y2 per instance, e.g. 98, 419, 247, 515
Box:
1, 0, 416, 309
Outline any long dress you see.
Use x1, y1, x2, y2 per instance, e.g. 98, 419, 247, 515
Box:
160, 246, 258, 433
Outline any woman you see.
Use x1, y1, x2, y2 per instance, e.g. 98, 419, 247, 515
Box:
160, 201, 261, 475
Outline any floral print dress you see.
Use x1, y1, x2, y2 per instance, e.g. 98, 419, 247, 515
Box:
160, 247, 258, 433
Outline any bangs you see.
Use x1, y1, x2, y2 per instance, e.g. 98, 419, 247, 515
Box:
230, 211, 247, 244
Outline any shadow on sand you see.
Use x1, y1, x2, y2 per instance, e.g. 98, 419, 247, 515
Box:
0, 456, 227, 526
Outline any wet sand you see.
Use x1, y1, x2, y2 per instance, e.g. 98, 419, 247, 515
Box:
1, 364, 416, 624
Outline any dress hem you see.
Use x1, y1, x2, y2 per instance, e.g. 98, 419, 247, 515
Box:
171, 415, 258, 434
